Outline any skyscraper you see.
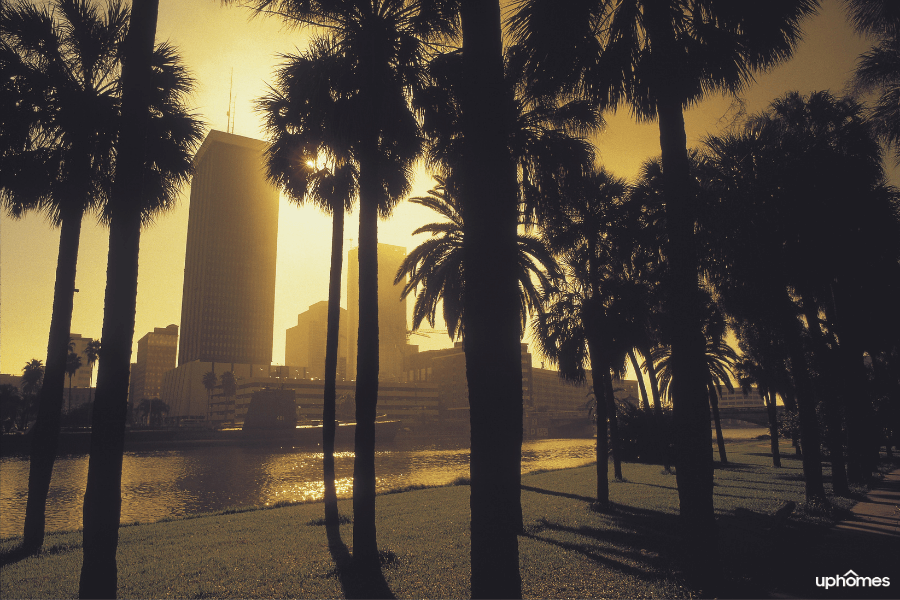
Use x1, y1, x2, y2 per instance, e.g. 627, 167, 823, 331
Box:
285, 301, 348, 381
178, 130, 279, 366
130, 325, 178, 402
347, 243, 410, 382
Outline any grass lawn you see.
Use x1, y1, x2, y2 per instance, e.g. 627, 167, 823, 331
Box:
0, 437, 895, 599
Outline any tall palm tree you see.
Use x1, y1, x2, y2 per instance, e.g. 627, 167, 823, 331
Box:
21, 359, 44, 403
65, 351, 82, 415
396, 177, 559, 341
233, 1, 450, 568
258, 41, 359, 531
79, 0, 202, 594
535, 263, 614, 506
845, 0, 900, 162
510, 2, 818, 586
1, 0, 126, 555
3, 0, 201, 562
700, 90, 897, 496
84, 340, 100, 411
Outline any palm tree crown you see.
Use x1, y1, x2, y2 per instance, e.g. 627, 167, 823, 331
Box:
396, 177, 559, 341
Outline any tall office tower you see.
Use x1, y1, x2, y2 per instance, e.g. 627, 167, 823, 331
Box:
285, 301, 348, 381
347, 243, 409, 382
67, 334, 95, 389
130, 325, 179, 402
178, 130, 279, 366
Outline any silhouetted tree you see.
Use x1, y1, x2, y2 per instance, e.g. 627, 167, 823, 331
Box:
1, 0, 125, 554
259, 42, 359, 530
136, 398, 169, 427
234, 0, 450, 569
701, 91, 899, 496
65, 350, 82, 415
845, 0, 900, 162
85, 340, 100, 411
396, 178, 559, 341
510, 2, 818, 588
79, 0, 202, 594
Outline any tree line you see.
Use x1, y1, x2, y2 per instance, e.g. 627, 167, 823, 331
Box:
2, 0, 898, 598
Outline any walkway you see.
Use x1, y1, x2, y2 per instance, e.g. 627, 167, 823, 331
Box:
834, 468, 900, 538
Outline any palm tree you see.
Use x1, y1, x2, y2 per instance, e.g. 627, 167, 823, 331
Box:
84, 340, 100, 413
845, 0, 900, 162
201, 370, 217, 424
1, 0, 126, 554
396, 177, 559, 341
65, 351, 82, 415
80, 0, 202, 593
510, 1, 818, 586
535, 168, 638, 501
652, 334, 739, 465
136, 398, 169, 426
535, 264, 612, 506
258, 41, 359, 531
21, 359, 44, 398
235, 0, 453, 569
700, 90, 897, 496
2, 0, 201, 560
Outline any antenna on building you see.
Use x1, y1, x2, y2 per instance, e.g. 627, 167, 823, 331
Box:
226, 68, 234, 133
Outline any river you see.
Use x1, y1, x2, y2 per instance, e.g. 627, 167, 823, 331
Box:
0, 437, 599, 538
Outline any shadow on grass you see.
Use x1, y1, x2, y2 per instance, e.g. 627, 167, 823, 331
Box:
0, 544, 31, 568
324, 522, 395, 599
523, 496, 693, 586
521, 484, 595, 503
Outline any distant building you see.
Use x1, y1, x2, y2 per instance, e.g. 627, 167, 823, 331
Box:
0, 374, 21, 390
285, 301, 348, 381
716, 385, 766, 409
159, 360, 437, 427
221, 376, 438, 427
129, 325, 178, 403
67, 334, 95, 389
160, 361, 285, 425
177, 130, 279, 367
347, 243, 415, 381
404, 342, 639, 437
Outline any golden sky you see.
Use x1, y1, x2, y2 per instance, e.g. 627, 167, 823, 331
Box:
1, 0, 897, 381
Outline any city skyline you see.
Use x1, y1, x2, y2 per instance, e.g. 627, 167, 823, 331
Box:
0, 0, 895, 380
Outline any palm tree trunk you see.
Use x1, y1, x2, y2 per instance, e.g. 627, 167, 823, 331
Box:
79, 1, 158, 596
643, 4, 718, 585
766, 391, 781, 468
605, 370, 623, 481
801, 295, 849, 495
708, 381, 727, 464
628, 349, 650, 411
460, 1, 523, 597
352, 143, 380, 570
779, 299, 827, 503
653, 94, 719, 594
323, 206, 344, 530
639, 341, 663, 417
23, 208, 82, 553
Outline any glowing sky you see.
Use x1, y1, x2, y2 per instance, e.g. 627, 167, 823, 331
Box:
1, 0, 897, 382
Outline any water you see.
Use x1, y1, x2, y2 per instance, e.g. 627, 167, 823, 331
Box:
0, 437, 597, 538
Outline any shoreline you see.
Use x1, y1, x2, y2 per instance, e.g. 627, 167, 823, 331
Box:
4, 438, 895, 599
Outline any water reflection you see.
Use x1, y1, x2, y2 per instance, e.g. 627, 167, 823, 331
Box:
0, 438, 596, 538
